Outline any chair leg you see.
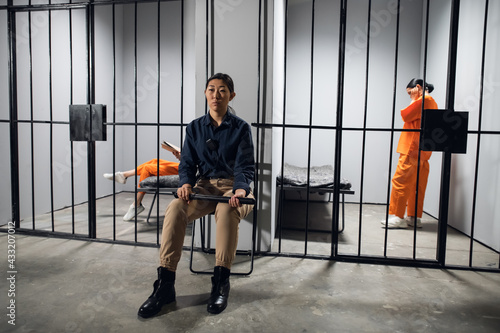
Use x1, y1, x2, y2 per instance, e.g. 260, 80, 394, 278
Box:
189, 218, 212, 274
189, 214, 255, 276
199, 217, 208, 253
189, 219, 199, 273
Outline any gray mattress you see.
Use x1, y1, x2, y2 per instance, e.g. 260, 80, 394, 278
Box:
276, 163, 351, 190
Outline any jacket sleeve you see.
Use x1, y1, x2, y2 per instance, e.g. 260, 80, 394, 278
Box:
401, 97, 423, 123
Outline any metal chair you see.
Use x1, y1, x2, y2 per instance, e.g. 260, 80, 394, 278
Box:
189, 196, 257, 276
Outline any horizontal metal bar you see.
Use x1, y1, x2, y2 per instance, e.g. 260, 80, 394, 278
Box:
258, 251, 500, 273
103, 122, 187, 127
2, 0, 180, 12
252, 122, 420, 133
174, 192, 256, 205
252, 122, 500, 135
2, 3, 88, 11
13, 120, 187, 127
4, 227, 498, 273
466, 130, 500, 135
14, 118, 497, 135
15, 119, 70, 125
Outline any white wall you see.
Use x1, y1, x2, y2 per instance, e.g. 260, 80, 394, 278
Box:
447, 0, 500, 251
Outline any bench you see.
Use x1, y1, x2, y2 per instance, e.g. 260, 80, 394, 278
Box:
276, 163, 355, 233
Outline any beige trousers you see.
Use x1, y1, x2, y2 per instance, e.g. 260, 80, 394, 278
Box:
159, 178, 254, 271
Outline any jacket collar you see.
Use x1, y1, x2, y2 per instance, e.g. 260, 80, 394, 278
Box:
202, 110, 233, 128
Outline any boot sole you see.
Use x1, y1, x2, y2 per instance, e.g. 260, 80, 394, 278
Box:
207, 304, 227, 315
207, 297, 227, 315
137, 297, 175, 318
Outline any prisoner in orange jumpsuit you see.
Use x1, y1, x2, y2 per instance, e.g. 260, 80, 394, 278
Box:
383, 79, 438, 229
103, 145, 180, 221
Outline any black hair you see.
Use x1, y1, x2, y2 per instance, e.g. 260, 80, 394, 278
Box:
406, 78, 434, 93
205, 73, 235, 94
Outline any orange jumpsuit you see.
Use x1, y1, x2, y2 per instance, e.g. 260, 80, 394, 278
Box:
136, 159, 179, 192
389, 94, 438, 218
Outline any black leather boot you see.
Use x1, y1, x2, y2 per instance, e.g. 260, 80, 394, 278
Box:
138, 267, 176, 318
207, 266, 230, 314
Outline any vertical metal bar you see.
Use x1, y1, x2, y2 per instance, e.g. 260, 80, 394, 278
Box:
303, 0, 316, 256
205, 0, 209, 103
357, 0, 371, 256
87, 2, 97, 239
412, 0, 431, 259
205, 0, 211, 93
69, 4, 75, 234
437, 0, 461, 265
180, 0, 185, 150
383, 0, 401, 257
210, 0, 214, 75
204, 0, 213, 115
278, 0, 289, 254
7, 1, 20, 229
28, 6, 36, 230
256, 0, 262, 145
48, 2, 55, 232
133, 2, 138, 240
254, 0, 262, 169
331, 0, 347, 257
112, 3, 117, 240
468, 0, 489, 267
179, 0, 185, 247
249, 0, 263, 272
156, 0, 161, 245
88, 141, 97, 238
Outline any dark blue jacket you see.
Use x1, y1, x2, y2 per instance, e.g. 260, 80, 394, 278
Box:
179, 111, 255, 195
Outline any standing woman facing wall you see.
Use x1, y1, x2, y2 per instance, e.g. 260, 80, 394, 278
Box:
382, 78, 438, 229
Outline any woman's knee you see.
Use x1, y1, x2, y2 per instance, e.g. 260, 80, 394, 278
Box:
165, 199, 187, 219
215, 201, 237, 213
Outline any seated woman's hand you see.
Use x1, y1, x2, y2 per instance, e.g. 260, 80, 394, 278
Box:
229, 189, 247, 208
172, 151, 181, 160
177, 184, 193, 203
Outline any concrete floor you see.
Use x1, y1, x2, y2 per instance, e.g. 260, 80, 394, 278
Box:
1, 192, 500, 332
1, 234, 500, 333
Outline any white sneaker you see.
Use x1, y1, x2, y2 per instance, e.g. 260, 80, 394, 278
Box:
381, 215, 407, 229
405, 216, 422, 228
103, 172, 127, 184
123, 203, 145, 221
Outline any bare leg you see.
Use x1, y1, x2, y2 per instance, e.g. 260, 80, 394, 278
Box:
119, 169, 148, 206
122, 169, 136, 179
135, 192, 146, 206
